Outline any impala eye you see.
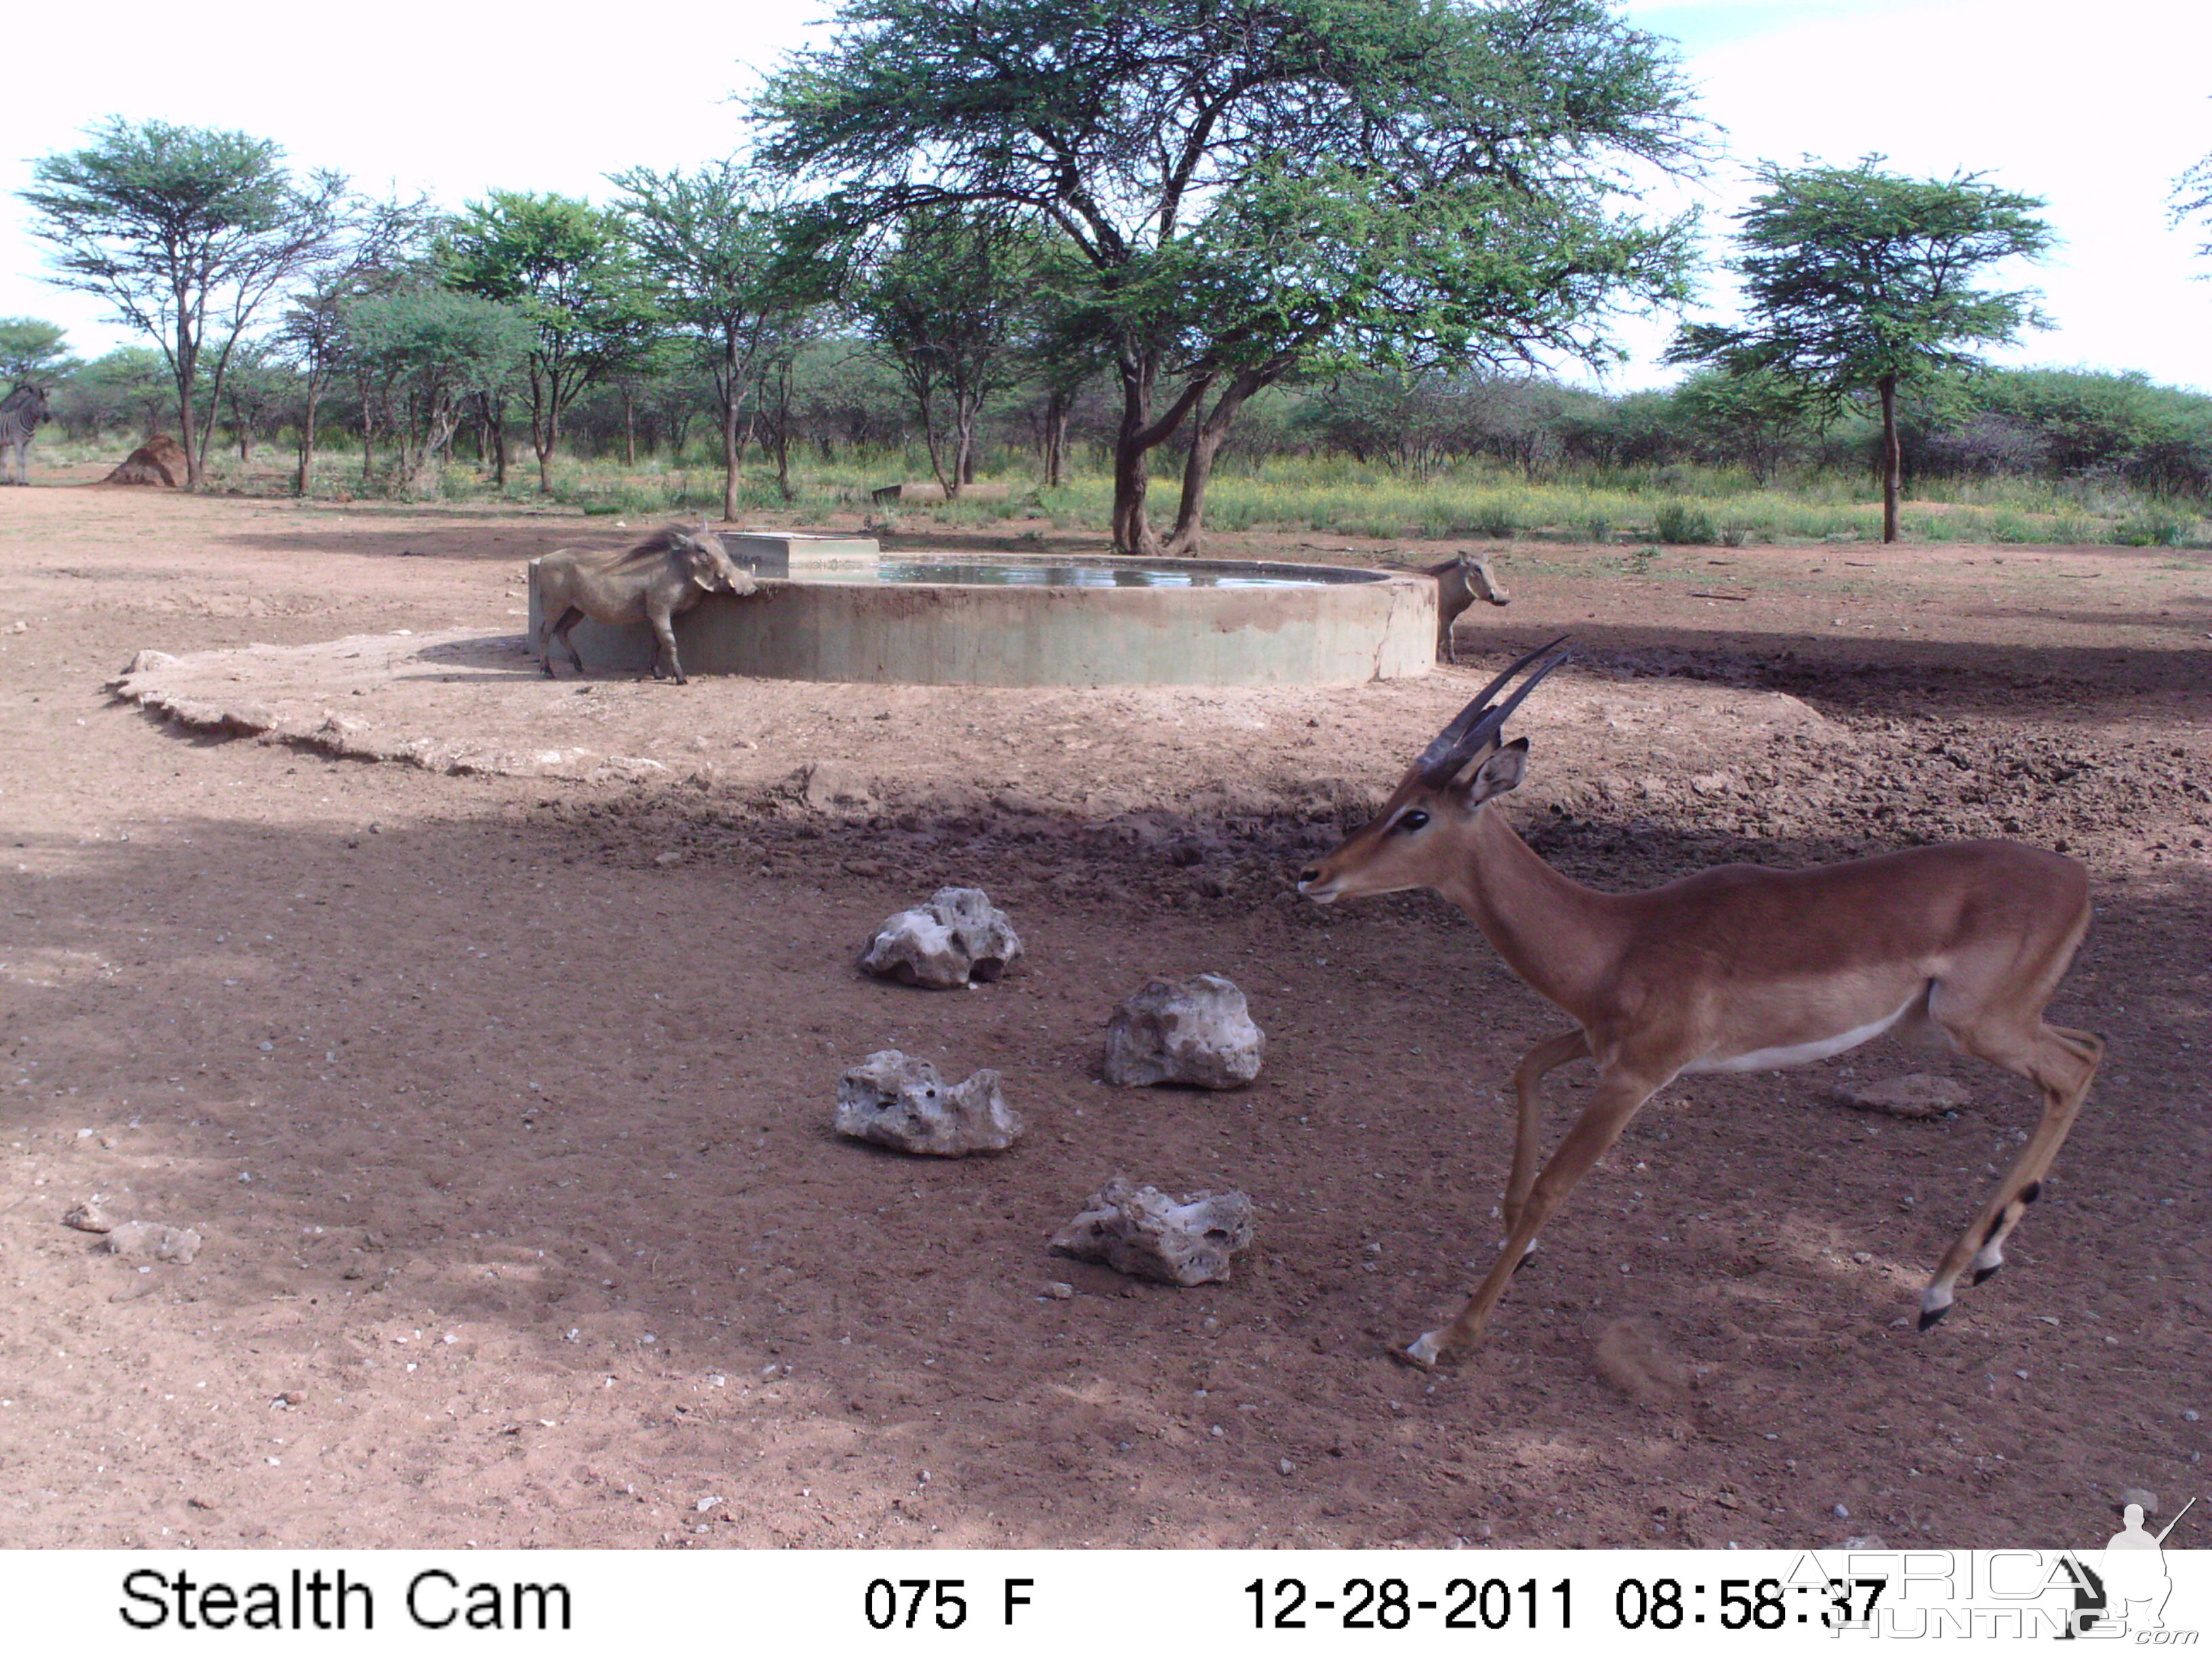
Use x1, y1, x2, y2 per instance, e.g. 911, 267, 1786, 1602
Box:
1393, 809, 1430, 834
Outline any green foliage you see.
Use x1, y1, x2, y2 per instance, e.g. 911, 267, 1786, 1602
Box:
18, 117, 350, 485
0, 317, 79, 386
344, 287, 532, 494
1670, 367, 1818, 484
608, 159, 815, 513
2112, 502, 2198, 547
440, 190, 663, 487
1669, 154, 2053, 540
50, 346, 173, 440
345, 288, 531, 390
853, 208, 1040, 495
1669, 156, 2053, 404
760, 0, 1711, 547
1653, 499, 1715, 544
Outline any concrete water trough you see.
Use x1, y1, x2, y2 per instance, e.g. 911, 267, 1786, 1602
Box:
527, 534, 1435, 687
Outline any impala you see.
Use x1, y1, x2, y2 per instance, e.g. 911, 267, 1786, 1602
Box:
1298, 639, 2104, 1366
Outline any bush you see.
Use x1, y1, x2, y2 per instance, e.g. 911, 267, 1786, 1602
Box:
1472, 499, 1518, 539
1653, 499, 1715, 544
2114, 503, 2198, 547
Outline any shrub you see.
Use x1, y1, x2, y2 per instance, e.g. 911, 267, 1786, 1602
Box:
2114, 503, 2198, 547
1472, 499, 1518, 539
1653, 499, 1715, 544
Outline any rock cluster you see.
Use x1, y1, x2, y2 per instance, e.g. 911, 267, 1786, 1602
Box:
102, 1221, 203, 1263
1103, 973, 1264, 1088
834, 1050, 1023, 1155
859, 887, 1024, 989
1835, 1073, 1971, 1120
1050, 1177, 1256, 1286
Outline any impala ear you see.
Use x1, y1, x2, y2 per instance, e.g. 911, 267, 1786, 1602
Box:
1454, 737, 1528, 802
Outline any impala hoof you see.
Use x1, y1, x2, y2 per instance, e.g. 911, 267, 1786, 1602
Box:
1917, 1285, 1953, 1331
1402, 1331, 1445, 1368
1971, 1263, 2003, 1287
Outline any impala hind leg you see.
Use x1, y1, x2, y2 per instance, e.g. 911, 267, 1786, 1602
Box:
1502, 1029, 1591, 1256
1918, 1021, 2102, 1330
1408, 1067, 1660, 1366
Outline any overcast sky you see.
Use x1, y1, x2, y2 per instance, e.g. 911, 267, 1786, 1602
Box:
2, 0, 2205, 392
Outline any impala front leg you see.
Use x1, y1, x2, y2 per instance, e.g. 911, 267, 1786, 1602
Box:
1408, 1065, 1662, 1366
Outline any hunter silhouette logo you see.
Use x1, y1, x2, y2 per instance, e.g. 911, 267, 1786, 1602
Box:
2058, 1496, 2198, 1639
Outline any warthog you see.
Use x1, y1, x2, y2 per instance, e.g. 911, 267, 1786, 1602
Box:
533, 524, 758, 684
1425, 552, 1510, 663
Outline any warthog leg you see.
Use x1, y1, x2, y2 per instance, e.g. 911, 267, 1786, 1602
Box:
649, 605, 687, 684
541, 607, 586, 678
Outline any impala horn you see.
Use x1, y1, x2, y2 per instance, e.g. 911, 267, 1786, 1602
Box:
1415, 636, 1573, 785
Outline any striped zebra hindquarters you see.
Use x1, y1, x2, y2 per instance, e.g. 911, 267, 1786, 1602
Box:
0, 385, 51, 485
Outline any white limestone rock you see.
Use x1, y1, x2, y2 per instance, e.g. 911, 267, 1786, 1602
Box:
859, 887, 1023, 989
1103, 974, 1265, 1089
1050, 1177, 1256, 1286
834, 1050, 1023, 1156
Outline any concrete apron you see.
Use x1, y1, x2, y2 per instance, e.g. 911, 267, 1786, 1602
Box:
525, 564, 1437, 687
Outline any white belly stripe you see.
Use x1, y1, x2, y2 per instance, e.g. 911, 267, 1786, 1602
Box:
1682, 992, 1921, 1075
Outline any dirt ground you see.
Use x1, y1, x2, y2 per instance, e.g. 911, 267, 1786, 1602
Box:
2, 466, 2207, 1552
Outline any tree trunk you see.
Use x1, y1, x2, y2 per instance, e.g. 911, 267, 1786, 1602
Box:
529, 367, 557, 494
720, 390, 741, 524
1110, 350, 1158, 553
1108, 346, 1212, 555
1042, 388, 1067, 489
922, 396, 952, 499
172, 304, 205, 491
295, 383, 323, 497
622, 385, 636, 467
1164, 369, 1266, 556
178, 377, 204, 491
407, 401, 462, 499
1879, 373, 1901, 544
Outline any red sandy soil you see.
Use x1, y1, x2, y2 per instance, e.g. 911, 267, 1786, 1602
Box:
2, 470, 2207, 1550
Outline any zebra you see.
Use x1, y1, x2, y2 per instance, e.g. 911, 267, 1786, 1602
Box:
0, 384, 50, 485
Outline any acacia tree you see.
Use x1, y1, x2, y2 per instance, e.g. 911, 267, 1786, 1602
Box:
758, 0, 1704, 553
275, 195, 433, 495
342, 288, 533, 497
57, 347, 172, 442
19, 119, 348, 489
441, 192, 661, 493
2174, 140, 2212, 267
1671, 367, 1818, 485
1668, 157, 2053, 543
0, 318, 79, 387
609, 161, 800, 519
854, 208, 1038, 497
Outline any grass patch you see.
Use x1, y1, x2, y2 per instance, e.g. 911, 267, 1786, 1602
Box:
25, 433, 2207, 548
